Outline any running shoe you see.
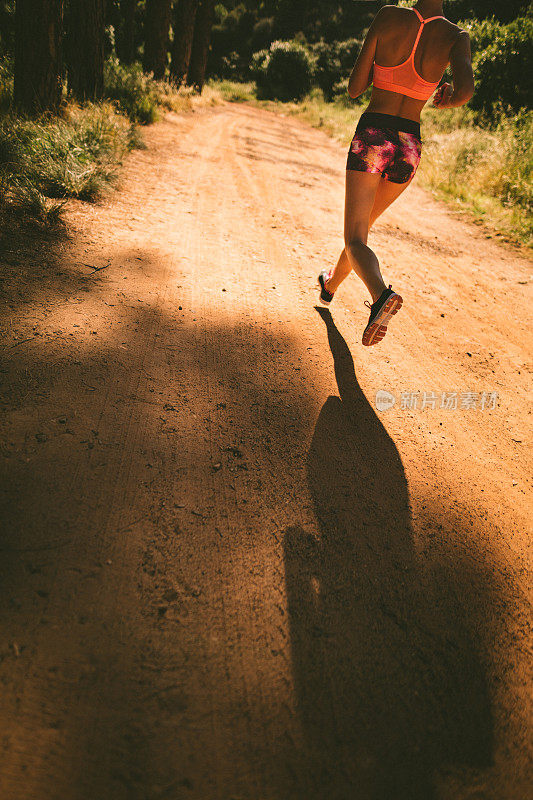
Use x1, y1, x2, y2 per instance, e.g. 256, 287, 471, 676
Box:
318, 270, 334, 306
362, 286, 403, 346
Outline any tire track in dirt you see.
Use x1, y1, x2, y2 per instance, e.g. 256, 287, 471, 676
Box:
180, 110, 311, 794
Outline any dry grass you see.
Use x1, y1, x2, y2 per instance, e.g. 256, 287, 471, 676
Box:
420, 107, 532, 245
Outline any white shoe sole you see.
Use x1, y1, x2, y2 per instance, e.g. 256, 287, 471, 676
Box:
362, 293, 403, 346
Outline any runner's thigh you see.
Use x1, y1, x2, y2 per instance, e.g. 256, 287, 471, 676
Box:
344, 170, 382, 245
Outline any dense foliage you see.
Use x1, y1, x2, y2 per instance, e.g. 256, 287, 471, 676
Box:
104, 57, 189, 123
445, 0, 529, 24
466, 15, 533, 114
311, 39, 361, 101
2, 2, 532, 96
255, 40, 312, 101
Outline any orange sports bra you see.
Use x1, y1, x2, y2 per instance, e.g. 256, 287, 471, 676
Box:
372, 8, 446, 101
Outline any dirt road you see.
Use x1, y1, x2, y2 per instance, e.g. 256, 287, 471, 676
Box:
1, 103, 532, 800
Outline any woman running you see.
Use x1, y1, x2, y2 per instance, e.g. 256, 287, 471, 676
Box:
318, 0, 474, 346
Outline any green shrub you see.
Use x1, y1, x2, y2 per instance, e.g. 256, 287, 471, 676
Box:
459, 17, 503, 57
0, 103, 138, 219
469, 16, 533, 115
104, 57, 160, 123
331, 78, 354, 106
336, 38, 362, 73
250, 48, 269, 90
312, 42, 342, 101
218, 50, 248, 82
310, 38, 362, 101
104, 57, 208, 120
255, 41, 312, 101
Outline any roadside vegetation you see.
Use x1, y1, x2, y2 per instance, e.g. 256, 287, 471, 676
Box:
0, 100, 139, 223
0, 0, 219, 225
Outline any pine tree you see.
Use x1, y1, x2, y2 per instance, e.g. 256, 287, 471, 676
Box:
170, 0, 198, 84
143, 0, 173, 79
67, 0, 105, 101
14, 0, 64, 113
187, 0, 215, 90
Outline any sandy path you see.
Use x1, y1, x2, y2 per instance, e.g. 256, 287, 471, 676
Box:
0, 103, 531, 800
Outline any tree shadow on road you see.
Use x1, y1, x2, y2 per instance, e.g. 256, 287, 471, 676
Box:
283, 308, 493, 800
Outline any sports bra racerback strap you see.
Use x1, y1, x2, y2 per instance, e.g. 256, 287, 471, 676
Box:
410, 8, 446, 61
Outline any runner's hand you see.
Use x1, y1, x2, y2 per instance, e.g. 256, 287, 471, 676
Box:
433, 82, 453, 108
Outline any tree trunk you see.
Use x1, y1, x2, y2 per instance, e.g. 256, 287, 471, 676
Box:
14, 0, 63, 114
117, 0, 137, 64
187, 0, 215, 91
170, 0, 198, 85
143, 0, 172, 79
67, 0, 105, 101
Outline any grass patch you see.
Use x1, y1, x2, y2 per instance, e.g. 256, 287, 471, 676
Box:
212, 80, 532, 248
420, 107, 532, 245
213, 80, 257, 103
0, 103, 139, 222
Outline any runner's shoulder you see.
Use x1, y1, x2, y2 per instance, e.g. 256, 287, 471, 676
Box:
371, 4, 408, 31
375, 4, 406, 21
373, 5, 443, 27
446, 22, 472, 49
445, 18, 469, 34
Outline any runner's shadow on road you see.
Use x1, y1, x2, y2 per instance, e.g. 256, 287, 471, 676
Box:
283, 308, 493, 800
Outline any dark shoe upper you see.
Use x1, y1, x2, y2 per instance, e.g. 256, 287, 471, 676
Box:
319, 271, 334, 304
364, 285, 395, 328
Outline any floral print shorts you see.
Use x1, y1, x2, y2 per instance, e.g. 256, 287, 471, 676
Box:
347, 112, 422, 185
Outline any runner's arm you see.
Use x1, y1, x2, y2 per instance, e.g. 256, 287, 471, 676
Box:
347, 11, 383, 98
434, 31, 474, 108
